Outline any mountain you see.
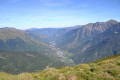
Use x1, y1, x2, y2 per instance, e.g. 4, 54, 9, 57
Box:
0, 27, 66, 74
24, 20, 120, 65
71, 22, 120, 64
0, 27, 53, 53
26, 28, 62, 45
0, 20, 120, 74
25, 20, 120, 65
55, 20, 118, 49
25, 25, 83, 45
53, 20, 120, 64
0, 54, 120, 80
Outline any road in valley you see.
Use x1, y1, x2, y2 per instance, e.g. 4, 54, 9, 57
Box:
49, 41, 75, 65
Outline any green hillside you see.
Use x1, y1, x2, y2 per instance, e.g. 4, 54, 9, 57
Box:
0, 54, 120, 80
0, 28, 66, 74
0, 27, 53, 53
0, 51, 65, 74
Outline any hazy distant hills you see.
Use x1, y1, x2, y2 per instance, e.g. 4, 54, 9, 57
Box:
26, 25, 83, 45
26, 28, 62, 44
0, 20, 120, 74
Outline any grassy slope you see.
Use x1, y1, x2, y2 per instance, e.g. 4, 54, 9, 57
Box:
0, 54, 120, 80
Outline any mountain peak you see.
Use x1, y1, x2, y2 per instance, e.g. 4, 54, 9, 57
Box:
0, 27, 17, 30
107, 19, 118, 24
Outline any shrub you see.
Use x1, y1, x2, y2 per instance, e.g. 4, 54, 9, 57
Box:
107, 69, 119, 77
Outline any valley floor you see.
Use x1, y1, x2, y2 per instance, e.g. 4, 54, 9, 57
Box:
49, 41, 75, 66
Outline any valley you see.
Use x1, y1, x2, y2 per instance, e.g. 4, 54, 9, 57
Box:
0, 0, 119, 79
27, 20, 120, 64
49, 41, 75, 66
0, 20, 120, 75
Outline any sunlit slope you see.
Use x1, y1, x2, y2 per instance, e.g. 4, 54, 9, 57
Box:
0, 54, 120, 80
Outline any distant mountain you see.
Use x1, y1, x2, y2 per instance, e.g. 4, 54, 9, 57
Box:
26, 28, 62, 44
0, 54, 120, 80
26, 25, 83, 45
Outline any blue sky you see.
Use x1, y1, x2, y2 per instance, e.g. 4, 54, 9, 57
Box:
0, 0, 120, 29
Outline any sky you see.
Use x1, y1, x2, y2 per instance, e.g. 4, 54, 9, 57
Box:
0, 0, 120, 29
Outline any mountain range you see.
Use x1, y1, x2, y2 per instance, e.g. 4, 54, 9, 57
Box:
26, 20, 120, 64
0, 19, 120, 74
